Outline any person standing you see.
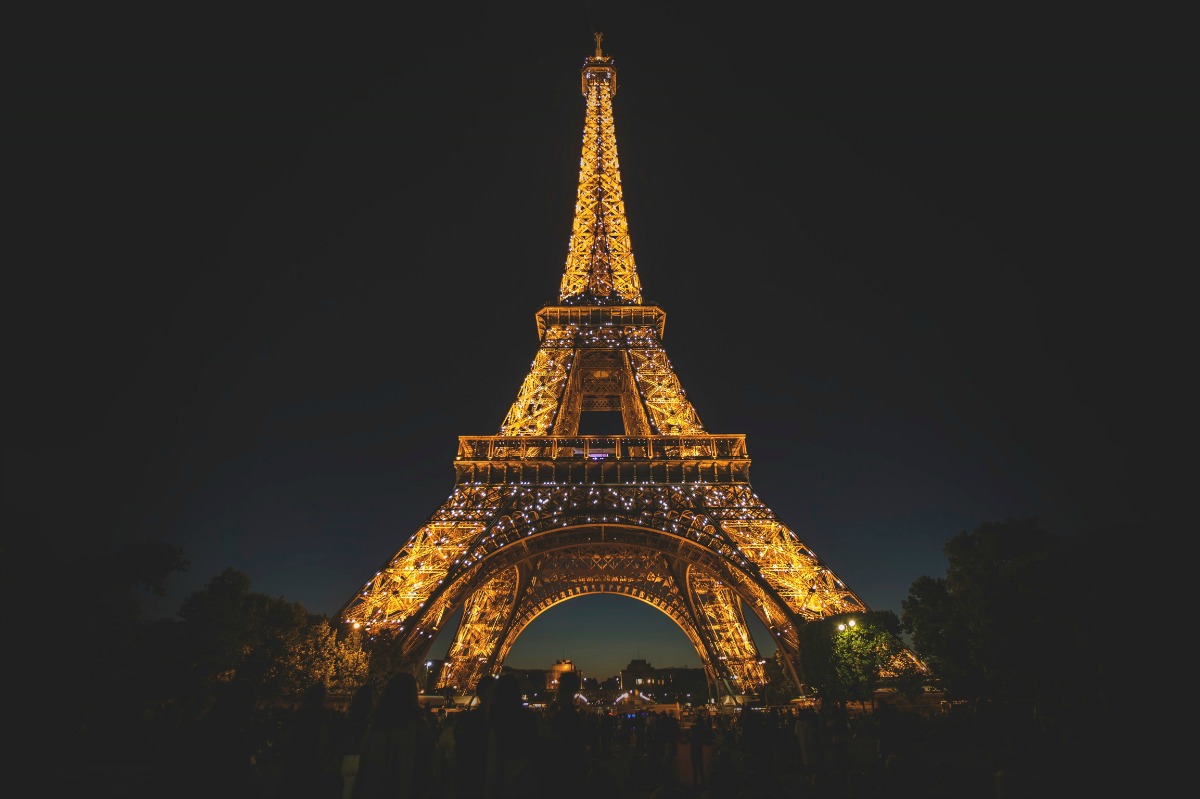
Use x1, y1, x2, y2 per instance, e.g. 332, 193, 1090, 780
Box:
352, 673, 435, 799
539, 672, 588, 796
336, 682, 376, 799
164, 678, 261, 799
447, 677, 494, 799
689, 715, 713, 789
277, 680, 342, 799
484, 673, 539, 799
794, 707, 823, 790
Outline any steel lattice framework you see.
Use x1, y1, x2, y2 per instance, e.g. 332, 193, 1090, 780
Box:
338, 35, 921, 700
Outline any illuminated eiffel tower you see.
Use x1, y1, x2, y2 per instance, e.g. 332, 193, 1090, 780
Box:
339, 35, 912, 700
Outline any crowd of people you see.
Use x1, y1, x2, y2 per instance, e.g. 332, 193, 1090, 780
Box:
103, 674, 1121, 799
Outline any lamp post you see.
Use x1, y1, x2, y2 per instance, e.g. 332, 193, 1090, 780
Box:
421, 660, 433, 692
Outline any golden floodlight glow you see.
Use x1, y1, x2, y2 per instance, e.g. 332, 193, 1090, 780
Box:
335, 34, 923, 702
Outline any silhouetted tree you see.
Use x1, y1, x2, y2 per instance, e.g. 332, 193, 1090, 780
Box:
72, 540, 190, 730
175, 567, 367, 705
900, 517, 1109, 705
5, 536, 191, 795
761, 650, 800, 705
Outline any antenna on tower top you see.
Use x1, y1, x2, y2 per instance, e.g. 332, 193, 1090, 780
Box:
594, 31, 604, 57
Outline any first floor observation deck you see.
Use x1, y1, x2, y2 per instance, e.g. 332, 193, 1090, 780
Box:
454, 434, 751, 486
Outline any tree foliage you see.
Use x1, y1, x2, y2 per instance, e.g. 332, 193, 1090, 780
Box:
268, 620, 369, 699
761, 649, 800, 705
66, 541, 190, 716
799, 610, 920, 707
174, 567, 368, 704
900, 517, 1109, 705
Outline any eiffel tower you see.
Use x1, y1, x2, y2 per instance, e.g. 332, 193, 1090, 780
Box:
338, 34, 909, 700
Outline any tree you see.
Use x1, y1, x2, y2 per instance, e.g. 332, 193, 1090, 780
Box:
176, 568, 263, 686
900, 517, 1108, 705
2, 524, 192, 794
761, 649, 800, 705
799, 610, 921, 709
175, 568, 368, 705
61, 540, 190, 742
267, 619, 369, 700
899, 575, 980, 696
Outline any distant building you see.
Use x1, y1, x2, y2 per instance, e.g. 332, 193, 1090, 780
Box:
546, 658, 580, 691
499, 665, 549, 702
620, 658, 655, 692
620, 659, 707, 704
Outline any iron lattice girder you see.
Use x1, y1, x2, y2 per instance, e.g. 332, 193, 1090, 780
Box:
439, 547, 715, 693
559, 50, 640, 305
501, 316, 704, 439
437, 566, 521, 693
431, 537, 775, 695
688, 571, 768, 694
340, 477, 866, 690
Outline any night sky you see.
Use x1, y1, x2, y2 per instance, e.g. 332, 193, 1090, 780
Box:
2, 2, 1189, 679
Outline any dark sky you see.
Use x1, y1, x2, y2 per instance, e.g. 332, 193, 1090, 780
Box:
2, 2, 1190, 678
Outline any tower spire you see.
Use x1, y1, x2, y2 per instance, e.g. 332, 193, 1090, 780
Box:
558, 33, 642, 306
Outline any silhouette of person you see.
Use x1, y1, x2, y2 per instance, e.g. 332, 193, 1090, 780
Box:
165, 677, 261, 799
582, 755, 619, 799
432, 705, 458, 799
689, 715, 713, 788
277, 680, 342, 799
449, 676, 495, 799
484, 672, 539, 799
337, 682, 376, 799
659, 711, 679, 761
794, 706, 823, 789
873, 697, 901, 765
352, 672, 435, 799
540, 671, 588, 796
